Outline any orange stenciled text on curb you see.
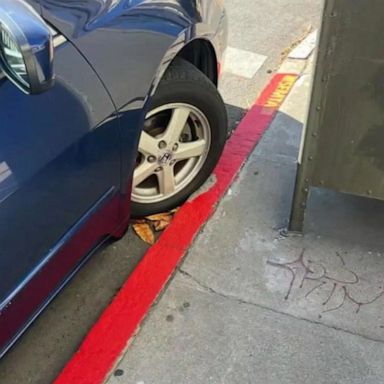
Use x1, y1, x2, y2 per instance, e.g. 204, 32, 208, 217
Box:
263, 75, 297, 108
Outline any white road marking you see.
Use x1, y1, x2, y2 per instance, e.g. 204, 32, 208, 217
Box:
223, 47, 267, 79
289, 30, 318, 59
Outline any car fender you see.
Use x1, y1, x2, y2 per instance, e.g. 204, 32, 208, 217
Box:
39, 0, 226, 111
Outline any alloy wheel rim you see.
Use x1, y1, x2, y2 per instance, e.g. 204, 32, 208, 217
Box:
132, 103, 211, 204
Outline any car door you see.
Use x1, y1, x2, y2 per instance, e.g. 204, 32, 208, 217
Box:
0, 26, 121, 353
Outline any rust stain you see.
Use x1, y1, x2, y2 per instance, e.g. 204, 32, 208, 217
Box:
357, 124, 384, 172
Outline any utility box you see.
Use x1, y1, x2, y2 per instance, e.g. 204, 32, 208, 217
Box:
290, 0, 384, 232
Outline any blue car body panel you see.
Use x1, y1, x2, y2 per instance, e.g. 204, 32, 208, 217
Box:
38, 0, 227, 108
0, 40, 121, 355
0, 0, 227, 357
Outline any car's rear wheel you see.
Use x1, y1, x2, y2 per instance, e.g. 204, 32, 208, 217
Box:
131, 58, 227, 217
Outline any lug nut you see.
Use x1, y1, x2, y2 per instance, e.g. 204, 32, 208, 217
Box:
155, 167, 163, 172
172, 143, 179, 151
158, 140, 167, 149
148, 156, 156, 163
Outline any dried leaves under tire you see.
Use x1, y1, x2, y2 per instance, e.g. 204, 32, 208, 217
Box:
131, 209, 178, 244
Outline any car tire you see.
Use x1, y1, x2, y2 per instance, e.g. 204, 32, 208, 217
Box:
131, 58, 228, 218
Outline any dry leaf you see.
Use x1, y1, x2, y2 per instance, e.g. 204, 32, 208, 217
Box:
154, 216, 172, 232
132, 223, 155, 245
130, 218, 146, 224
146, 213, 172, 222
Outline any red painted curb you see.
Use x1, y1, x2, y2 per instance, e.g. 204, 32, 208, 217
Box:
54, 73, 298, 384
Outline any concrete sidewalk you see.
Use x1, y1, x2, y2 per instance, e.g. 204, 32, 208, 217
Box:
105, 55, 384, 383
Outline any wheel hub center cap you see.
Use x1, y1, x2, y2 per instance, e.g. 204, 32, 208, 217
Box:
158, 151, 173, 166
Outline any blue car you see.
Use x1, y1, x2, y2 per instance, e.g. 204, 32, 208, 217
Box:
0, 0, 228, 357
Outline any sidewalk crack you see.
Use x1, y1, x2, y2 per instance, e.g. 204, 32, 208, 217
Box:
177, 267, 384, 346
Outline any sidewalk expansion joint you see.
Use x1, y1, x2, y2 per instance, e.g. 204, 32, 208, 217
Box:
177, 268, 384, 346
252, 153, 298, 166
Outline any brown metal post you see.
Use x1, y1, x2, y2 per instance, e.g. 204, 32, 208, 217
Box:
290, 0, 384, 232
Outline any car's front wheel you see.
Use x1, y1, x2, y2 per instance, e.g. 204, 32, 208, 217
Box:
131, 58, 227, 217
